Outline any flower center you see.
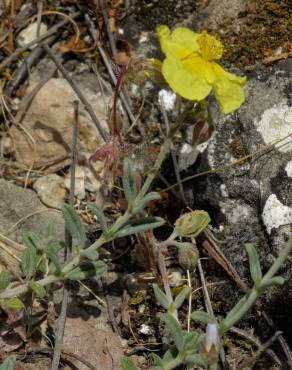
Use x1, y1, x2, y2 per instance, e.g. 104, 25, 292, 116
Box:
197, 31, 223, 61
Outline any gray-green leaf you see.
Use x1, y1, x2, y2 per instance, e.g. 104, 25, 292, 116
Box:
88, 204, 108, 232
132, 192, 161, 213
66, 261, 107, 280
246, 244, 262, 284
260, 276, 285, 290
80, 249, 99, 261
0, 271, 12, 292
62, 204, 87, 247
182, 331, 200, 352
174, 287, 191, 309
116, 217, 165, 238
29, 282, 46, 298
153, 284, 171, 310
0, 355, 16, 370
191, 311, 216, 324
123, 158, 136, 205
3, 297, 25, 311
121, 357, 138, 370
161, 313, 184, 352
21, 245, 37, 279
22, 230, 44, 251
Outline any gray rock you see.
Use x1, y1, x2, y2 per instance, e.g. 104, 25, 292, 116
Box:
0, 179, 65, 243
190, 60, 291, 311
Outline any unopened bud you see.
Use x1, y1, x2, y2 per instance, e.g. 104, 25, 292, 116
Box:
177, 243, 198, 270
201, 323, 220, 365
174, 210, 210, 238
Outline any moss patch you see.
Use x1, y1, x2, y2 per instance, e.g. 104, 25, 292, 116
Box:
216, 0, 291, 68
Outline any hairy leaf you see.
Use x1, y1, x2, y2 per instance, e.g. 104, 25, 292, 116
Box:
62, 204, 87, 247
29, 282, 46, 298
3, 297, 24, 311
0, 271, 12, 292
116, 217, 165, 238
88, 204, 108, 232
161, 313, 184, 352
153, 284, 170, 310
121, 357, 138, 370
21, 246, 37, 279
0, 355, 16, 370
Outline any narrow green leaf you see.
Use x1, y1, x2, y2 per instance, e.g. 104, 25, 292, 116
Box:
29, 282, 46, 298
174, 287, 191, 309
162, 347, 178, 361
22, 230, 44, 251
21, 245, 37, 279
152, 354, 165, 367
0, 271, 12, 292
191, 311, 216, 324
246, 244, 262, 284
161, 313, 184, 352
3, 297, 25, 311
43, 222, 55, 240
123, 158, 136, 205
80, 249, 99, 261
88, 204, 108, 232
132, 192, 161, 213
220, 295, 248, 333
260, 276, 285, 290
44, 243, 64, 272
66, 261, 107, 281
116, 217, 165, 238
185, 354, 205, 367
182, 331, 200, 352
0, 355, 16, 370
153, 284, 170, 309
62, 204, 87, 247
120, 357, 138, 370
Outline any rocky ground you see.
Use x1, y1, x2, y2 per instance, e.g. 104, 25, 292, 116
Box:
0, 0, 291, 369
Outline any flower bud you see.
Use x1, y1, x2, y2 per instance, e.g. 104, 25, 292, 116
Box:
177, 243, 198, 270
174, 210, 210, 238
201, 323, 220, 366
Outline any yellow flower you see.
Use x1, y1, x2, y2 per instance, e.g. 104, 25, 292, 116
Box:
157, 26, 246, 114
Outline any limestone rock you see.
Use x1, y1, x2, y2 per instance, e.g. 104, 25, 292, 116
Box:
33, 174, 67, 209
9, 78, 109, 167
17, 22, 48, 49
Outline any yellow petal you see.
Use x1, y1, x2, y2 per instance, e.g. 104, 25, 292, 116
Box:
162, 57, 212, 101
157, 25, 199, 60
213, 78, 245, 113
170, 27, 199, 53
210, 63, 247, 85
183, 56, 219, 85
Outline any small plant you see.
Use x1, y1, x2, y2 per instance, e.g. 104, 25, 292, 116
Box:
121, 236, 292, 370
0, 157, 165, 303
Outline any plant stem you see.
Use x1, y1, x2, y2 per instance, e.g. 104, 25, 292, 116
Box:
0, 274, 59, 300
0, 126, 175, 300
220, 236, 292, 334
